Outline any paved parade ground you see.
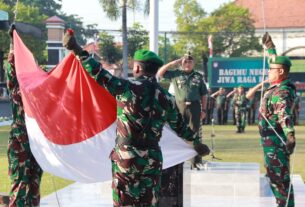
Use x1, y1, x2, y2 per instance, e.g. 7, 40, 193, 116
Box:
41, 162, 305, 207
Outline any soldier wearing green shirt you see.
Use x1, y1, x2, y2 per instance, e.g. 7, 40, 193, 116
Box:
246, 33, 296, 207
63, 29, 210, 207
157, 53, 208, 170
227, 85, 248, 133
291, 93, 301, 125
211, 87, 227, 125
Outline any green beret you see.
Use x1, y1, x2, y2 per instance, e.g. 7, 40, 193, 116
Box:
269, 56, 292, 67
238, 84, 244, 88
134, 50, 164, 67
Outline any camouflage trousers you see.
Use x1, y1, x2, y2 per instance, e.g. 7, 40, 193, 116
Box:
234, 107, 246, 130
8, 134, 43, 207
110, 145, 162, 207
262, 136, 294, 207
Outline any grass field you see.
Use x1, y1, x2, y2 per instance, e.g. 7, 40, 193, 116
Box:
291, 59, 305, 72
0, 124, 304, 197
202, 124, 305, 180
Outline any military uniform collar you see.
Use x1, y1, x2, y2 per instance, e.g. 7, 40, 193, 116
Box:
181, 70, 195, 76
267, 78, 290, 91
135, 75, 157, 83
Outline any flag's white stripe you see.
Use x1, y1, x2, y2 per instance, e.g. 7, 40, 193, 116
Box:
26, 115, 196, 183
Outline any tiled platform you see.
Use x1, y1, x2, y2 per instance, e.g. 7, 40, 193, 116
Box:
41, 162, 305, 207
0, 121, 11, 126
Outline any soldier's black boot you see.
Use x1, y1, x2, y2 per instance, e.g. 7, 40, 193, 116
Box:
191, 155, 203, 170
236, 127, 241, 133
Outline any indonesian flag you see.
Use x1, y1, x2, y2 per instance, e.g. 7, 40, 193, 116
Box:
12, 31, 196, 183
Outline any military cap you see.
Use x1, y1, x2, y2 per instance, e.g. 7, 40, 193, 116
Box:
238, 84, 244, 88
134, 50, 164, 67
269, 56, 292, 67
182, 51, 194, 63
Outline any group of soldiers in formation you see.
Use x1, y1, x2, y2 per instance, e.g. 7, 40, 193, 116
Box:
6, 23, 297, 207
205, 85, 301, 133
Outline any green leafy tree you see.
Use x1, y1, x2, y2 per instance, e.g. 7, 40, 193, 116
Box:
98, 31, 122, 64
206, 3, 261, 57
98, 0, 130, 78
0, 1, 47, 63
4, 0, 62, 17
98, 0, 150, 78
173, 1, 261, 61
158, 34, 180, 64
127, 23, 148, 58
173, 0, 207, 65
0, 2, 11, 51
58, 13, 99, 46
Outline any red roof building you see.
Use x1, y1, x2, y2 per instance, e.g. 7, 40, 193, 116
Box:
235, 0, 305, 29
235, 0, 305, 56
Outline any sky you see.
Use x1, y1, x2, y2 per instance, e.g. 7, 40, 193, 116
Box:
61, 0, 232, 31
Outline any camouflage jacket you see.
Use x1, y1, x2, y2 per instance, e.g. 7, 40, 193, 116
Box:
82, 58, 200, 149
258, 79, 296, 141
6, 53, 28, 139
232, 94, 248, 110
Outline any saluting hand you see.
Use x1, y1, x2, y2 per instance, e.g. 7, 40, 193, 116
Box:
171, 58, 183, 66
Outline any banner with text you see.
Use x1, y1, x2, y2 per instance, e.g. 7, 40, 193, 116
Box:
208, 57, 268, 88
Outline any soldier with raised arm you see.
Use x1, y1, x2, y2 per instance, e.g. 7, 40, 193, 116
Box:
63, 29, 210, 207
156, 53, 208, 170
246, 33, 296, 207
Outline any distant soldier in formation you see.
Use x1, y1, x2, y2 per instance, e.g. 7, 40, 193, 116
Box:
247, 32, 296, 207
247, 93, 258, 125
211, 87, 226, 125
204, 88, 215, 125
291, 92, 301, 125
227, 85, 248, 133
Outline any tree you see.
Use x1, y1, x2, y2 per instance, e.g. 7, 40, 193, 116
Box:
173, 0, 207, 64
173, 1, 261, 61
98, 31, 122, 64
98, 0, 128, 78
158, 34, 180, 63
207, 3, 261, 57
127, 23, 148, 58
9, 0, 62, 17
0, 1, 47, 63
58, 13, 99, 46
98, 0, 150, 78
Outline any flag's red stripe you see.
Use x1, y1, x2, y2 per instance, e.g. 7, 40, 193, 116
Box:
14, 31, 117, 145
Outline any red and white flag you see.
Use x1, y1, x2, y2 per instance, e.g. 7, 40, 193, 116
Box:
13, 31, 196, 183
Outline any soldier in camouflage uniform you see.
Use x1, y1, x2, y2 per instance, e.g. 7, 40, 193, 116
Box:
247, 94, 258, 125
227, 85, 248, 133
157, 53, 208, 170
211, 87, 227, 125
291, 93, 301, 125
204, 88, 215, 125
63, 29, 210, 207
6, 26, 43, 207
246, 32, 296, 207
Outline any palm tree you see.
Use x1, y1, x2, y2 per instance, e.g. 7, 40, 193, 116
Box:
98, 0, 150, 79
99, 0, 150, 79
